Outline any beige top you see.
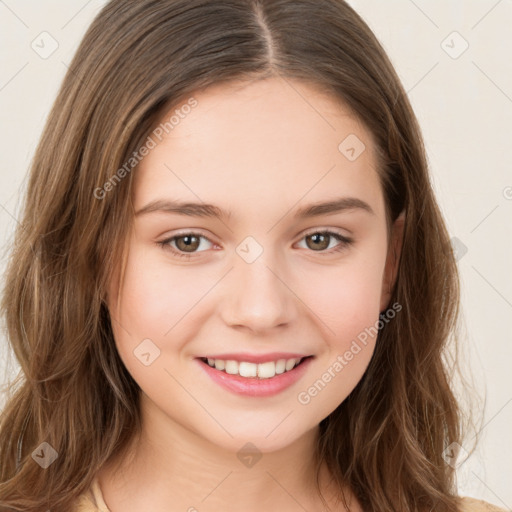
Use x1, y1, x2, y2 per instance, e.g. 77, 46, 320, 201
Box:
72, 477, 110, 512
72, 477, 508, 512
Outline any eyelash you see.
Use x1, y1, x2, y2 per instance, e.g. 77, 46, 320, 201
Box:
157, 229, 353, 260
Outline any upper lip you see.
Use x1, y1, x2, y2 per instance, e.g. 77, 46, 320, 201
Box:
199, 352, 312, 364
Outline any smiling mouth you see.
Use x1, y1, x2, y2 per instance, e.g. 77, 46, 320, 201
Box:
198, 356, 313, 379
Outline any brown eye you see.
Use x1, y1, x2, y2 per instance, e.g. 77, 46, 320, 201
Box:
158, 232, 214, 259
305, 233, 331, 251
174, 234, 201, 252
297, 230, 353, 254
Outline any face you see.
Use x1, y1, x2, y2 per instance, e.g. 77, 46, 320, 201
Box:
107, 77, 403, 454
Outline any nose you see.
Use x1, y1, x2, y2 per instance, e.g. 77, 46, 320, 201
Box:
221, 250, 296, 334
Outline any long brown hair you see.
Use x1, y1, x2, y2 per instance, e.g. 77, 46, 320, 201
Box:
0, 1, 480, 510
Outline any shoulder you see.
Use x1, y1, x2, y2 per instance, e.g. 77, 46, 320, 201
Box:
71, 492, 98, 512
459, 496, 509, 512
71, 477, 111, 512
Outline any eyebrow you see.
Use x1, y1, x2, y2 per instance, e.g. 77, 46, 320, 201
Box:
134, 196, 375, 220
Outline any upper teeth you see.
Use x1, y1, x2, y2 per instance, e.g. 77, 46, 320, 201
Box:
205, 357, 303, 379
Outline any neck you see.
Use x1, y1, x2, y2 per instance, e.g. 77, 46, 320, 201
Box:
96, 394, 356, 511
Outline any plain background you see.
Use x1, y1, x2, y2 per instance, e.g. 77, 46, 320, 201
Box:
0, 0, 510, 508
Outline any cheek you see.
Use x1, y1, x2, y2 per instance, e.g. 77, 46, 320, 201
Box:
295, 275, 382, 414
308, 270, 382, 332
108, 244, 224, 391
302, 248, 386, 345
294, 243, 386, 407
112, 246, 209, 341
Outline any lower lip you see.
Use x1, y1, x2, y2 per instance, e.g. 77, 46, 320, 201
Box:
196, 357, 314, 397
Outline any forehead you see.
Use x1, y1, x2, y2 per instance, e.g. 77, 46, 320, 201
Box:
134, 77, 385, 223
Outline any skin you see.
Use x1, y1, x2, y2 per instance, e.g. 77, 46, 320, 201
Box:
99, 76, 405, 512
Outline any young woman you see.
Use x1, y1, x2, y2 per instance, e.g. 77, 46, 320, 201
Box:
0, 1, 506, 511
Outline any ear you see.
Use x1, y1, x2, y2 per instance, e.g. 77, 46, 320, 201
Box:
380, 210, 405, 312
